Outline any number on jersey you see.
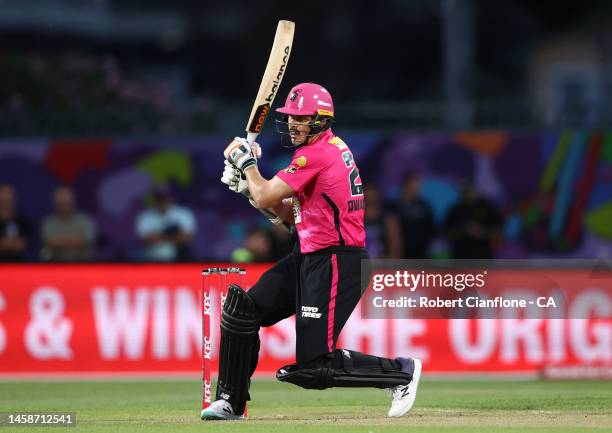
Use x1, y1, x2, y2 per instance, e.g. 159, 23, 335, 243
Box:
341, 151, 363, 196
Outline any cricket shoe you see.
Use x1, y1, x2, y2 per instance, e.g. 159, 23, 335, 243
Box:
200, 399, 245, 421
387, 357, 422, 417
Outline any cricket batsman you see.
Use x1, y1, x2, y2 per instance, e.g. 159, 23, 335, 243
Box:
202, 83, 422, 420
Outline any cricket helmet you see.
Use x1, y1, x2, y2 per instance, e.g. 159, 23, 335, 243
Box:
275, 83, 334, 147
276, 83, 334, 117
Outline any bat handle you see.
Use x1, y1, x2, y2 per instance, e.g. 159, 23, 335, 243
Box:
246, 132, 259, 145
246, 132, 262, 159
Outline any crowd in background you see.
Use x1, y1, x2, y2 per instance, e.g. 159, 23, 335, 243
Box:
1, 1, 611, 263
0, 182, 196, 262
0, 174, 503, 263
364, 175, 502, 260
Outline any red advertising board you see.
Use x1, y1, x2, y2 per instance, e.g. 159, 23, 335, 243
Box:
0, 264, 610, 377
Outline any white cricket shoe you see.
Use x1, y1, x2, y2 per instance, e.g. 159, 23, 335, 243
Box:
387, 358, 422, 417
200, 399, 245, 421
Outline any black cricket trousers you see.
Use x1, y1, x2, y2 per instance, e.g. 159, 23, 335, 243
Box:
248, 245, 368, 366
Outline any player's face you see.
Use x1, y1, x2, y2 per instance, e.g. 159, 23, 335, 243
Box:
53, 188, 75, 215
287, 115, 313, 145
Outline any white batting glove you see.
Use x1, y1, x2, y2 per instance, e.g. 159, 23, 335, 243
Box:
221, 160, 250, 197
224, 137, 259, 172
220, 161, 282, 224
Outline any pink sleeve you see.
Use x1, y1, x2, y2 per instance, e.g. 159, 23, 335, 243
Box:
275, 150, 325, 193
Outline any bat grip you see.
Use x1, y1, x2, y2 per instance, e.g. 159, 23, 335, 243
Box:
246, 132, 259, 145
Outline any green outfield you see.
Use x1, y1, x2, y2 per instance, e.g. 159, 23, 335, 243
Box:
1, 379, 611, 432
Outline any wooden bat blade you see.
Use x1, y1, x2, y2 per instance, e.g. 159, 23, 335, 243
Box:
245, 20, 295, 139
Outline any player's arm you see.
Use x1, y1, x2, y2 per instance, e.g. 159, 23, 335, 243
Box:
168, 231, 194, 245
45, 235, 87, 249
384, 212, 403, 259
221, 157, 294, 226
224, 137, 296, 216
271, 197, 295, 225
0, 235, 27, 253
243, 167, 293, 209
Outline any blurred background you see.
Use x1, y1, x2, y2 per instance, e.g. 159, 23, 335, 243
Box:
2, 0, 612, 263
0, 0, 611, 388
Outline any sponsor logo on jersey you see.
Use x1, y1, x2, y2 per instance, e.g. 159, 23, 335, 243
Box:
283, 165, 298, 174
295, 156, 307, 167
301, 306, 322, 319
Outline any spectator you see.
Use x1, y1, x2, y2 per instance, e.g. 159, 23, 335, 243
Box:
232, 228, 275, 263
520, 191, 555, 251
364, 184, 402, 258
0, 183, 29, 262
444, 182, 503, 259
136, 185, 196, 262
393, 175, 434, 259
41, 186, 96, 262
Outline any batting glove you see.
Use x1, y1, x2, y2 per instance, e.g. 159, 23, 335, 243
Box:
220, 160, 284, 224
224, 137, 258, 172
221, 160, 251, 197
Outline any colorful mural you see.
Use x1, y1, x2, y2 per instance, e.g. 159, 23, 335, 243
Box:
1, 130, 611, 261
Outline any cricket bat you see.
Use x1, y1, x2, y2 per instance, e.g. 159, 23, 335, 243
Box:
243, 20, 295, 230
245, 20, 295, 145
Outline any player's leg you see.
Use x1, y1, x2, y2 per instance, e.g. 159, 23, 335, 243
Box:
249, 247, 299, 328
276, 249, 421, 416
319, 248, 422, 414
202, 250, 298, 420
281, 249, 412, 382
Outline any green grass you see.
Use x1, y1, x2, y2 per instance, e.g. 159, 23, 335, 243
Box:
0, 379, 611, 432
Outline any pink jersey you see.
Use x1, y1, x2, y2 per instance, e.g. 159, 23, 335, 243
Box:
275, 129, 366, 253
